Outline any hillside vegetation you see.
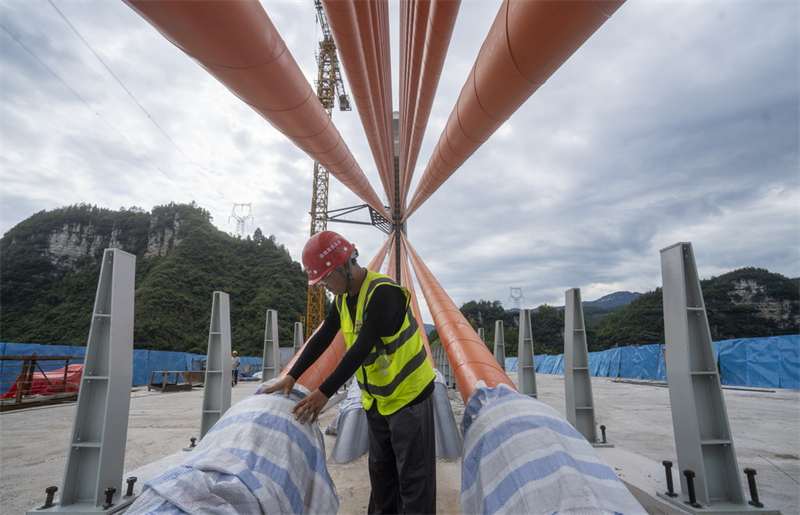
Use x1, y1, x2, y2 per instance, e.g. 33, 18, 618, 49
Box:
589, 268, 799, 350
2, 204, 797, 358
435, 269, 798, 356
0, 203, 308, 356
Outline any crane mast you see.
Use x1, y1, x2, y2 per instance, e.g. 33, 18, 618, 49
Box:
305, 0, 351, 339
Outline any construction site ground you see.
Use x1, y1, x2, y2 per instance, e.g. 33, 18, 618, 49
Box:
1, 372, 798, 514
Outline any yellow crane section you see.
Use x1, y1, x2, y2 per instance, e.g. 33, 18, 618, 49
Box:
305, 0, 351, 340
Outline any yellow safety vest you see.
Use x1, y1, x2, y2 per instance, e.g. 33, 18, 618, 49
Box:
336, 269, 435, 415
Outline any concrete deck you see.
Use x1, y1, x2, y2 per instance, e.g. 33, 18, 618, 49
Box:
2, 373, 797, 514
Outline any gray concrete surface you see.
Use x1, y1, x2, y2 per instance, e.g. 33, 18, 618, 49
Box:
1, 373, 797, 514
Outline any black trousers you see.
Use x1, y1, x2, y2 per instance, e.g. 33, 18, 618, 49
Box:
365, 393, 437, 514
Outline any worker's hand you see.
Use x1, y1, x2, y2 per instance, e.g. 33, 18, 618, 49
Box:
259, 375, 295, 397
292, 389, 329, 425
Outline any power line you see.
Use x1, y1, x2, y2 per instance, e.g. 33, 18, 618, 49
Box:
46, 0, 227, 201
1, 22, 198, 202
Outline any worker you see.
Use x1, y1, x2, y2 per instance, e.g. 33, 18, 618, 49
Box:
261, 230, 437, 514
231, 350, 240, 386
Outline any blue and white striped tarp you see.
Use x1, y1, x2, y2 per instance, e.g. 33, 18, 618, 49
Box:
127, 389, 338, 514
461, 383, 646, 515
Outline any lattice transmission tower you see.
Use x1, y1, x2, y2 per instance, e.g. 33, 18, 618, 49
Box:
305, 0, 352, 339
229, 203, 253, 238
509, 287, 524, 310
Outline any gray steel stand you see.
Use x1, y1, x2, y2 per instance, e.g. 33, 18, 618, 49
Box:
443, 347, 453, 388
433, 346, 447, 387
293, 321, 304, 356
331, 408, 370, 463
477, 327, 485, 344
657, 243, 780, 514
199, 292, 232, 440
434, 345, 453, 388
518, 309, 537, 398
432, 381, 463, 459
262, 309, 280, 382
28, 249, 137, 514
493, 320, 506, 371
564, 288, 611, 447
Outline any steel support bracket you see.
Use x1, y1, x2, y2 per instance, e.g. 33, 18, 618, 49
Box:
199, 292, 232, 440
293, 321, 305, 356
28, 249, 137, 514
493, 320, 506, 371
564, 288, 611, 447
262, 310, 280, 383
657, 243, 780, 514
518, 309, 538, 398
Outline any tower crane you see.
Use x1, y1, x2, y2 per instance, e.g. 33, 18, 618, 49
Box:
305, 0, 351, 339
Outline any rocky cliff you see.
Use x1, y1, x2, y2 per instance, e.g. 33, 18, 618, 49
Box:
143, 211, 183, 259
46, 222, 120, 271
12, 204, 188, 274
1, 202, 308, 353
728, 278, 798, 328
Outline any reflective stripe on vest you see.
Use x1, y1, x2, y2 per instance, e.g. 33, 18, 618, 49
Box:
337, 269, 435, 415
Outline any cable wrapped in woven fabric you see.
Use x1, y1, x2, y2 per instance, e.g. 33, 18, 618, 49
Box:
126, 385, 338, 515
462, 382, 646, 515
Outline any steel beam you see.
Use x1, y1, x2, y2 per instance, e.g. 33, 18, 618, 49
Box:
432, 382, 462, 459
293, 322, 304, 356
28, 249, 137, 514
658, 243, 779, 514
262, 309, 280, 383
493, 320, 505, 371
564, 288, 610, 447
518, 309, 537, 398
199, 291, 232, 440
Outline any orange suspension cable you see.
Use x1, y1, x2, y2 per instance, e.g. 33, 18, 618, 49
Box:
124, 0, 387, 217
402, 233, 515, 402
404, 0, 625, 220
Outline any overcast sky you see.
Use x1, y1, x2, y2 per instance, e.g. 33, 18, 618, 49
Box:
1, 0, 797, 324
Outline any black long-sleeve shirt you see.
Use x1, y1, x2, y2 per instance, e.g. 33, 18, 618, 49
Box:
288, 282, 407, 398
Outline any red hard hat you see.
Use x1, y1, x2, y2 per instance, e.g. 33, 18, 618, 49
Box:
302, 231, 354, 285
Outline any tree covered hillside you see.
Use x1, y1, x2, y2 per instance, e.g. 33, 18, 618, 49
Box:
444, 269, 798, 357
1, 203, 308, 356
589, 268, 798, 350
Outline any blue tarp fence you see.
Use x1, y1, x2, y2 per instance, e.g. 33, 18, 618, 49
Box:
2, 335, 798, 394
494, 335, 797, 389
519, 335, 797, 389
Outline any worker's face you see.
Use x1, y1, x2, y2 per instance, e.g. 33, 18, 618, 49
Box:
320, 264, 348, 295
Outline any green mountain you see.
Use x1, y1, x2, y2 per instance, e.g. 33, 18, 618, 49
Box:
448, 269, 798, 357
3, 204, 797, 358
0, 203, 308, 356
588, 268, 799, 351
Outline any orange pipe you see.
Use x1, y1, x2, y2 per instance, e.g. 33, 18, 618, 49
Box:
404, 0, 625, 220
398, 0, 428, 207
384, 231, 398, 280
399, 0, 461, 208
280, 236, 393, 390
124, 0, 387, 218
402, 234, 514, 402
322, 0, 395, 207
376, 230, 434, 368
370, 233, 436, 368
355, 0, 395, 208
367, 234, 395, 276
397, 236, 435, 368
